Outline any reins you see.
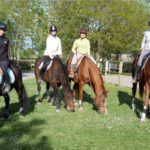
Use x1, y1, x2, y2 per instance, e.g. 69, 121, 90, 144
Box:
87, 57, 92, 88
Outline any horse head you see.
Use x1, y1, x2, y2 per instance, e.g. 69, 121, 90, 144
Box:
63, 89, 75, 112
94, 90, 109, 114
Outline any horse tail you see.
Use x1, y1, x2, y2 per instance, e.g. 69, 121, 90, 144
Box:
22, 84, 29, 110
139, 72, 145, 98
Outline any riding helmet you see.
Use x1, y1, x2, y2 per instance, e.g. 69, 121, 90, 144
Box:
80, 28, 87, 34
50, 25, 57, 32
0, 22, 7, 31
148, 20, 150, 26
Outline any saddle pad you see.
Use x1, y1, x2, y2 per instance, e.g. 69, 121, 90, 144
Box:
0, 68, 15, 84
39, 60, 53, 70
75, 55, 96, 71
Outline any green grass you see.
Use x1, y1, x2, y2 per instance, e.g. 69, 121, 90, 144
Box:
0, 79, 150, 150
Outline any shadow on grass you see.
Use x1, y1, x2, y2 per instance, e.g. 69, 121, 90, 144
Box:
0, 118, 52, 150
118, 90, 143, 118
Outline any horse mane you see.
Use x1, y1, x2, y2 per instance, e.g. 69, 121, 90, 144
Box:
54, 56, 69, 82
85, 57, 106, 95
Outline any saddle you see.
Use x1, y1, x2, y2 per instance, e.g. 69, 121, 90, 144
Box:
39, 59, 53, 70
141, 53, 150, 70
73, 56, 85, 73
0, 67, 15, 94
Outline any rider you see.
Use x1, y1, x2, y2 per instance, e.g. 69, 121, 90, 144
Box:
39, 25, 62, 82
69, 28, 95, 78
132, 20, 150, 83
0, 22, 10, 93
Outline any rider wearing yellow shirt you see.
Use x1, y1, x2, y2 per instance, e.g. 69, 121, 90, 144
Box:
69, 28, 95, 78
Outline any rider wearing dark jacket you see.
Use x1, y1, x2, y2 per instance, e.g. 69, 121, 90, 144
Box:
0, 22, 10, 93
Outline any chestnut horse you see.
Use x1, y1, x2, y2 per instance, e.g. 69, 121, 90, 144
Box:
67, 56, 108, 113
34, 56, 75, 112
132, 54, 150, 122
0, 63, 28, 119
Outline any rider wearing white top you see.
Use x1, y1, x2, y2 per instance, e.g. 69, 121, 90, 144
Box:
132, 21, 150, 83
38, 25, 62, 82
44, 35, 62, 59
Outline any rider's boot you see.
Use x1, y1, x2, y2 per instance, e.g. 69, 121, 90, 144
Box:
69, 64, 74, 78
3, 73, 10, 94
131, 65, 141, 83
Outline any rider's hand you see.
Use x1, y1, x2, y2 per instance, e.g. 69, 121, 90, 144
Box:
50, 55, 54, 59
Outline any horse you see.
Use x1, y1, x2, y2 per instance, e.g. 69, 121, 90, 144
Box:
34, 56, 75, 112
67, 56, 108, 113
132, 54, 150, 122
0, 63, 28, 119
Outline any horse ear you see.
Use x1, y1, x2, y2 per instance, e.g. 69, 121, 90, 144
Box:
106, 90, 109, 93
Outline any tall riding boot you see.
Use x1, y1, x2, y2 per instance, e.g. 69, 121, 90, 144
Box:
69, 64, 74, 78
3, 73, 10, 94
131, 65, 141, 83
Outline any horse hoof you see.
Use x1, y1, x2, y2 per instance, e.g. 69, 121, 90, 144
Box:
140, 118, 146, 123
79, 107, 83, 111
47, 97, 51, 103
56, 109, 60, 113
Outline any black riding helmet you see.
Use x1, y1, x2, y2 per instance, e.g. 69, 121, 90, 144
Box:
50, 25, 57, 32
0, 22, 7, 31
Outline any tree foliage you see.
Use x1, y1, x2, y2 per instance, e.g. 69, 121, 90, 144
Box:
0, 0, 149, 60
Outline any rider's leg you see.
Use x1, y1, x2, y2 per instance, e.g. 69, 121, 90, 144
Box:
69, 53, 82, 78
38, 56, 50, 82
1, 61, 10, 93
132, 50, 150, 83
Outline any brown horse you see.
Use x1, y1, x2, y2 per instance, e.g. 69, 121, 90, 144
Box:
0, 63, 28, 119
67, 56, 108, 113
34, 56, 75, 112
132, 54, 150, 122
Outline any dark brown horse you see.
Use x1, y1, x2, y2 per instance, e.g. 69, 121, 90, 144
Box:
34, 56, 75, 112
132, 54, 150, 122
0, 63, 28, 119
67, 56, 108, 113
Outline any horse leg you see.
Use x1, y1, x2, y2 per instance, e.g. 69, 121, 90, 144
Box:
78, 81, 84, 110
3, 94, 10, 119
15, 84, 27, 117
140, 82, 150, 122
132, 83, 137, 111
73, 83, 79, 106
51, 83, 60, 112
46, 83, 51, 103
148, 99, 150, 114
37, 81, 42, 103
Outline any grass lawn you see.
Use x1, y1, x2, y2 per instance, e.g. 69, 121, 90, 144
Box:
0, 78, 150, 150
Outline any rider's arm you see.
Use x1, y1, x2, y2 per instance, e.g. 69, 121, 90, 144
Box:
141, 33, 146, 52
72, 40, 77, 53
7, 40, 10, 61
44, 37, 51, 56
87, 40, 90, 55
57, 38, 62, 57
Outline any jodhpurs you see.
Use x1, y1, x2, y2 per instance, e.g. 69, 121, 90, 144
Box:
137, 49, 150, 67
